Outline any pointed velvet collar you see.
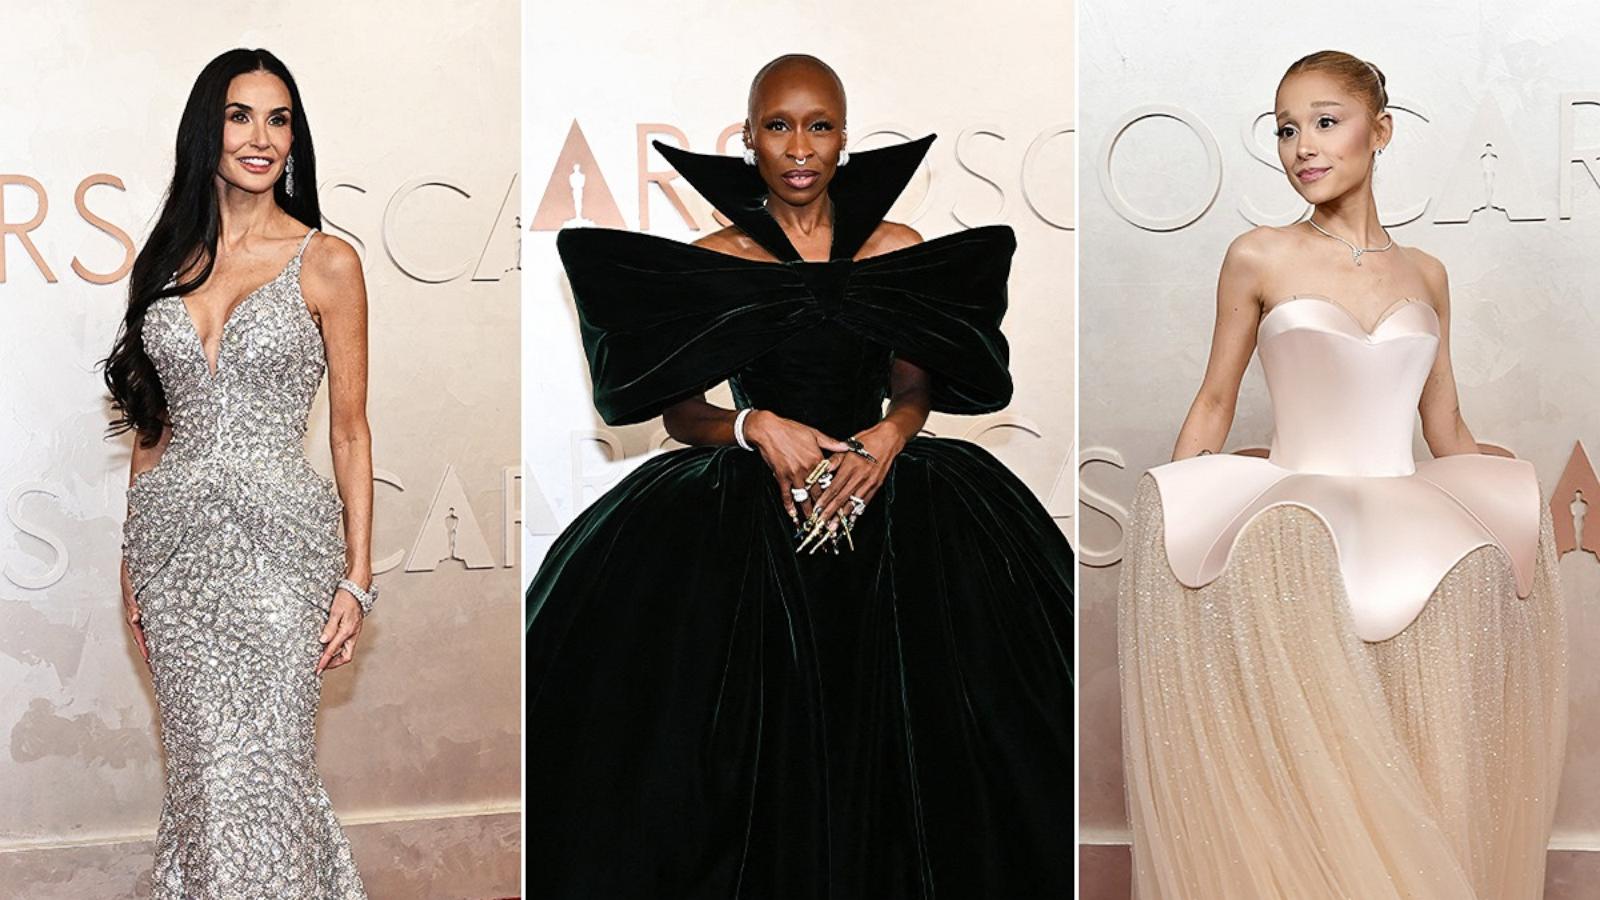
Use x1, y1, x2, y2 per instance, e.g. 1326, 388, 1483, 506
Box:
652, 134, 935, 263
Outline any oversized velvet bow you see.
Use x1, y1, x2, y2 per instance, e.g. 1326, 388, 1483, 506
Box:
555, 132, 1017, 426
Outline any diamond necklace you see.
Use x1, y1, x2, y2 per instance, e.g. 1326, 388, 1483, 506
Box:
1307, 217, 1393, 266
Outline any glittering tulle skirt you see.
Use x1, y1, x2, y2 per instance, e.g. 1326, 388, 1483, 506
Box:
1119, 474, 1567, 899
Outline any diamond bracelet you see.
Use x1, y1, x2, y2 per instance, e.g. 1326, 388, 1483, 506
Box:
335, 578, 378, 615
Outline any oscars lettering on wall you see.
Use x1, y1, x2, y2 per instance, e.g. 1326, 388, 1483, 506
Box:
0, 174, 137, 284
524, 119, 1076, 542
1, 464, 524, 593
0, 170, 523, 592
0, 172, 523, 285
1077, 440, 1600, 569
530, 119, 1075, 233
1096, 92, 1600, 231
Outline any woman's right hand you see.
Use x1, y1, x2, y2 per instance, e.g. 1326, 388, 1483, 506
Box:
120, 560, 150, 670
743, 410, 851, 523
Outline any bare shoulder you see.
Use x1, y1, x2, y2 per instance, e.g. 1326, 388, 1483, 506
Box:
1401, 244, 1448, 289
856, 220, 922, 259
692, 225, 770, 261
300, 232, 366, 311
1227, 224, 1292, 260
694, 224, 748, 253
1386, 243, 1449, 316
304, 232, 362, 279
1220, 224, 1288, 278
691, 225, 742, 252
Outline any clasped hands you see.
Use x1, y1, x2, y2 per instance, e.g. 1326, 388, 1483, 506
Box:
742, 409, 905, 554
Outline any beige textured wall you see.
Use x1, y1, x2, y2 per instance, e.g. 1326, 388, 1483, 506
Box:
521, 0, 1076, 571
0, 2, 521, 897
1077, 1, 1600, 895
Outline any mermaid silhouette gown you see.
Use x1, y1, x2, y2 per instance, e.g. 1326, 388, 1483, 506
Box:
1120, 294, 1567, 899
121, 228, 366, 898
525, 136, 1074, 898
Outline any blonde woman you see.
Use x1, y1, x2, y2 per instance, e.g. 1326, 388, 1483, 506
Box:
1119, 50, 1566, 898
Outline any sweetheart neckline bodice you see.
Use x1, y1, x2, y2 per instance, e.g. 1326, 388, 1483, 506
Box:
1259, 294, 1438, 339
1146, 288, 1538, 643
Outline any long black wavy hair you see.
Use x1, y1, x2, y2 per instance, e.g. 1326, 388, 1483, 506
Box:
102, 48, 321, 447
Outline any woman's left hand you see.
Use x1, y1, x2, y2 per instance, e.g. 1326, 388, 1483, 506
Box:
316, 589, 365, 674
812, 421, 908, 533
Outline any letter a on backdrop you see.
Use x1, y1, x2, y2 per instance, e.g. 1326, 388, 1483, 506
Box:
532, 120, 626, 230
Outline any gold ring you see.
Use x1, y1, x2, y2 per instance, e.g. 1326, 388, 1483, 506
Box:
803, 459, 830, 486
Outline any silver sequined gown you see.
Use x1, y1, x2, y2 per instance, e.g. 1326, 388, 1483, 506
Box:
121, 228, 367, 899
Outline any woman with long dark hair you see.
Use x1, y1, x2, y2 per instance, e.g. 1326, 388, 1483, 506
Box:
1119, 51, 1566, 897
525, 54, 1073, 898
103, 48, 373, 898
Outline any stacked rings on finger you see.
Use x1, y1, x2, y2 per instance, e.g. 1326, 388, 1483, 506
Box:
791, 487, 811, 503
849, 495, 867, 515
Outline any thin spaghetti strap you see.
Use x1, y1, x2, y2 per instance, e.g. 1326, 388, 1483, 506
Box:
294, 228, 319, 262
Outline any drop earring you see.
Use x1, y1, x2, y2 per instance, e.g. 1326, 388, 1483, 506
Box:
837, 148, 851, 167
742, 147, 756, 166
284, 154, 296, 197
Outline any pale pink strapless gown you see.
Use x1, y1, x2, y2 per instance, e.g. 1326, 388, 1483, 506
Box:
1120, 295, 1567, 899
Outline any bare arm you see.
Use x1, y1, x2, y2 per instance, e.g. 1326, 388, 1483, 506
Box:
877, 356, 933, 443
1414, 251, 1479, 456
1170, 230, 1271, 460
302, 234, 372, 672
661, 394, 742, 447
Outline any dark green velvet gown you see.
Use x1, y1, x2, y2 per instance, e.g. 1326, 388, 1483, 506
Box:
525, 135, 1073, 899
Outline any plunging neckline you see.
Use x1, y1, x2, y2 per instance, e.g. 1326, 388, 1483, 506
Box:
178, 235, 309, 377
1260, 294, 1431, 337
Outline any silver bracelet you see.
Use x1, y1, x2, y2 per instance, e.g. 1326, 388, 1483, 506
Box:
336, 577, 378, 615
734, 408, 756, 451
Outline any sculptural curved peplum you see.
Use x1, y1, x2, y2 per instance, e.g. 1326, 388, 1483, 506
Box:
1146, 295, 1539, 641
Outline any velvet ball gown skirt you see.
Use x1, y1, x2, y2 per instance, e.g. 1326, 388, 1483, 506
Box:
526, 437, 1074, 899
